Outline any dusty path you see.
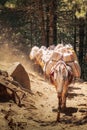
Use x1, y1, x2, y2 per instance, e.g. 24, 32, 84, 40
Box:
0, 68, 87, 130
0, 45, 87, 130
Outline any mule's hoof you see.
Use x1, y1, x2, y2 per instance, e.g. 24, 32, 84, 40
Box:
56, 116, 61, 122
56, 119, 60, 123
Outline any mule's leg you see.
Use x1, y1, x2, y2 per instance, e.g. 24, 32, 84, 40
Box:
61, 82, 68, 110
61, 92, 67, 110
56, 93, 62, 122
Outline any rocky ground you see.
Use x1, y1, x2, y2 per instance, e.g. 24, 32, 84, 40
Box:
0, 45, 87, 130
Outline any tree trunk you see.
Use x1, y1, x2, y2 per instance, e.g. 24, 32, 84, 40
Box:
83, 14, 87, 80
79, 18, 85, 77
53, 0, 57, 46
73, 15, 77, 52
46, 5, 50, 47
30, 0, 33, 47
39, 0, 46, 46
49, 5, 54, 46
85, 14, 87, 55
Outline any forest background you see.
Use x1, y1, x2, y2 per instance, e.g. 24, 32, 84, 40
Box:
0, 0, 87, 80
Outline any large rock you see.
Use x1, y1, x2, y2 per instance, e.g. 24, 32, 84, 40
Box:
7, 62, 31, 90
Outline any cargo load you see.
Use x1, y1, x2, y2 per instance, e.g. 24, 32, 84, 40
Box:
50, 51, 63, 61
43, 60, 56, 76
43, 51, 63, 76
54, 44, 81, 78
63, 52, 74, 62
67, 60, 81, 78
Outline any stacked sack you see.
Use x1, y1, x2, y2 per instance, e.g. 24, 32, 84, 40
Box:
54, 44, 81, 78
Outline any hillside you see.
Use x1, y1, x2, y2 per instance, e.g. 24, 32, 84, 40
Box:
0, 45, 87, 130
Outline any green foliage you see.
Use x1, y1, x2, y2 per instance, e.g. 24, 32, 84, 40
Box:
5, 1, 16, 8
0, 0, 28, 7
63, 0, 87, 19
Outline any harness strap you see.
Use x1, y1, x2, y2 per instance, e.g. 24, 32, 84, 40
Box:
50, 60, 67, 75
44, 56, 63, 76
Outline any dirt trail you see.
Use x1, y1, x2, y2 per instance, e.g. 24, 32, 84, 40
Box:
0, 66, 87, 130
0, 45, 87, 130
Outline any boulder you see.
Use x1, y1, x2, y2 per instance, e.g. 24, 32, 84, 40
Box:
7, 62, 31, 90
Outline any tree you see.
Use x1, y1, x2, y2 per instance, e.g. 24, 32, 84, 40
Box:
0, 0, 7, 5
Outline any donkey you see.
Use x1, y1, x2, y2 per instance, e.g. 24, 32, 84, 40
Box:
50, 60, 74, 122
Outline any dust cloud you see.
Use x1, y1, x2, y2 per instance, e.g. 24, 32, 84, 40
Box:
0, 43, 33, 72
